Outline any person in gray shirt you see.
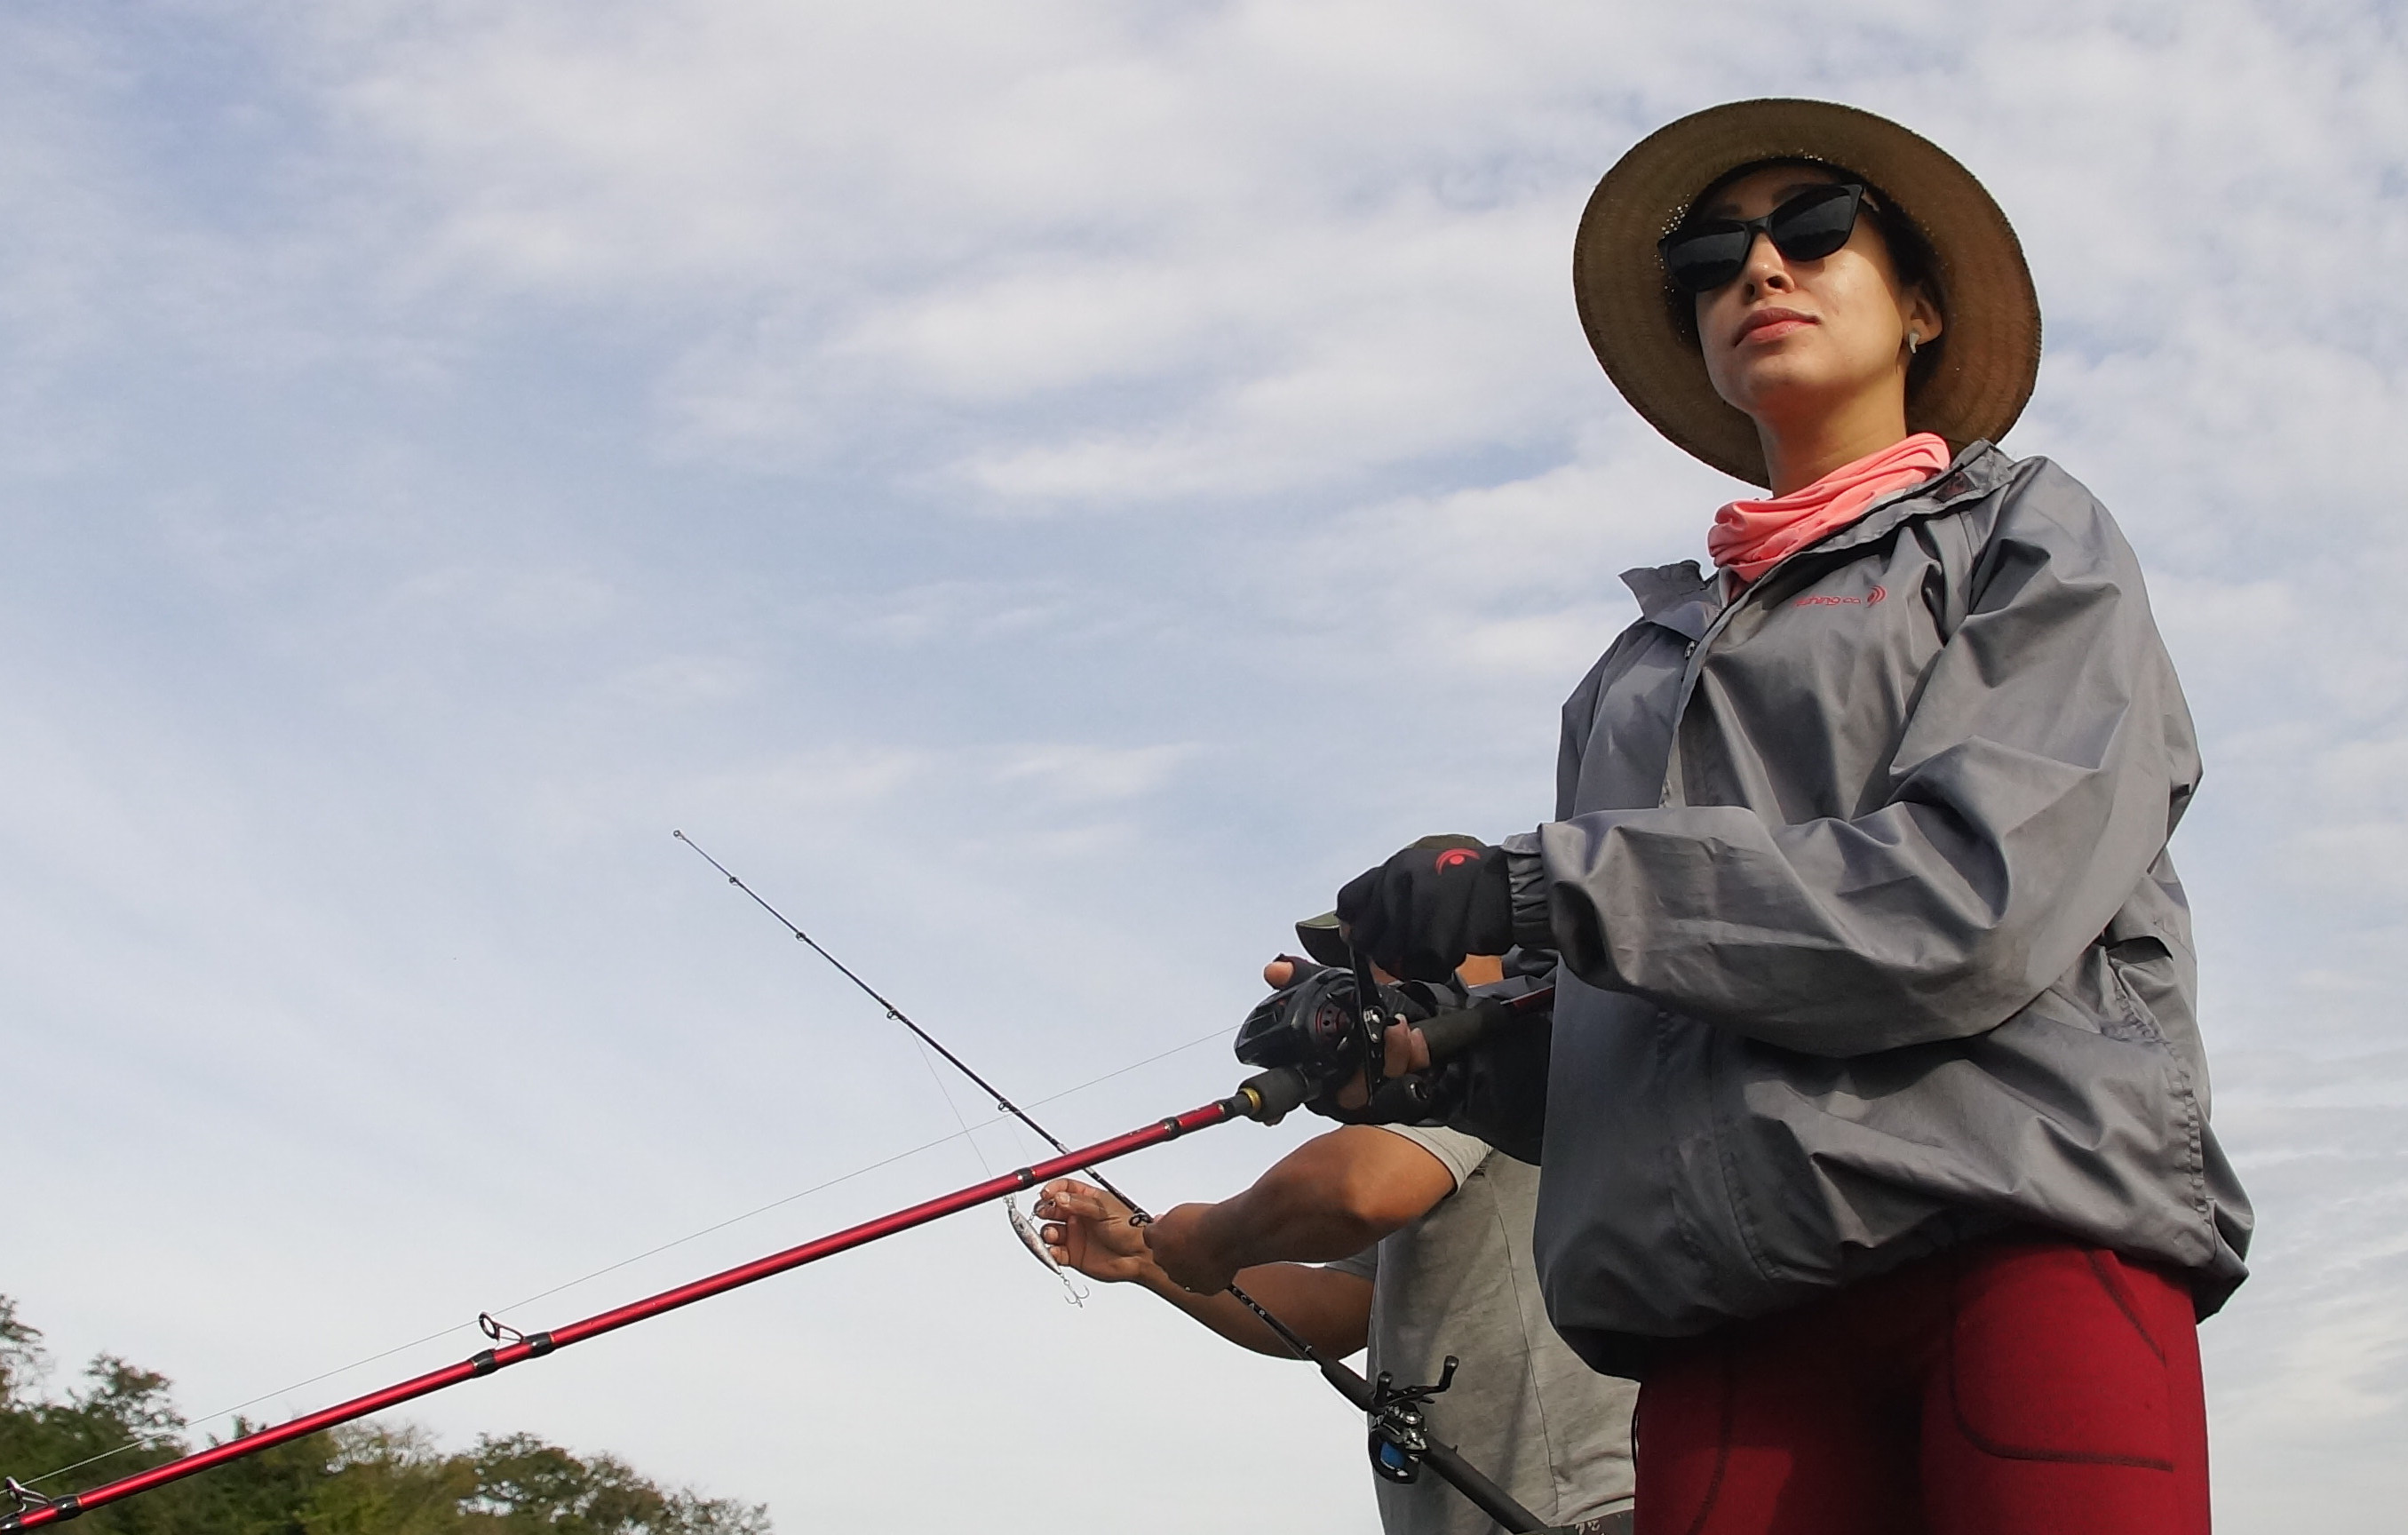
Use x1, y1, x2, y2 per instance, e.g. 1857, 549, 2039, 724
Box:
1037, 959, 1634, 1535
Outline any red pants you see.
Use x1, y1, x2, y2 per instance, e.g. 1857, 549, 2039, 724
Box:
1634, 1237, 2210, 1535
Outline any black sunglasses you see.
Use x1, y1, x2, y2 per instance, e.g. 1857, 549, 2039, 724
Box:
1659, 183, 1867, 294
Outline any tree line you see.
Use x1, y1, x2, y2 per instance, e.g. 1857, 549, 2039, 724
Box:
0, 1298, 768, 1535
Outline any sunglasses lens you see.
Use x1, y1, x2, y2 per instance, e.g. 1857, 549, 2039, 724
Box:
1661, 186, 1864, 292
1767, 185, 1861, 263
1662, 227, 1749, 293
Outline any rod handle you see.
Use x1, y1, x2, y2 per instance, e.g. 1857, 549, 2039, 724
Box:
1414, 995, 1513, 1063
1236, 1067, 1308, 1125
1419, 1438, 1553, 1533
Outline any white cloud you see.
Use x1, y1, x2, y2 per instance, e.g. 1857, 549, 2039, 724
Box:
995, 741, 1196, 802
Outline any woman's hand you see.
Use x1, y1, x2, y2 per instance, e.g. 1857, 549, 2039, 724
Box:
1334, 837, 1513, 982
1033, 1180, 1156, 1285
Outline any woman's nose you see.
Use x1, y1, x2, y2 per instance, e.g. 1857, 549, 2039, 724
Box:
1740, 229, 1792, 296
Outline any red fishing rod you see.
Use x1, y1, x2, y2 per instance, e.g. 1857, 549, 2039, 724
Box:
0, 1070, 1307, 1533
4, 846, 1551, 1533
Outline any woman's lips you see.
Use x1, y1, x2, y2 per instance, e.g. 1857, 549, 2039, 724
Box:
1735, 307, 1816, 344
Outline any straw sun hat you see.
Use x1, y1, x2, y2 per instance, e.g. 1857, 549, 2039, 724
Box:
1574, 99, 2042, 488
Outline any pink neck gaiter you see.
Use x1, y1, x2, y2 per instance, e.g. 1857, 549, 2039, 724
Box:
1709, 433, 1951, 585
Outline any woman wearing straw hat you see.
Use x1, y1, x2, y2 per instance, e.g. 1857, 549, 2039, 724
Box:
1325, 100, 2252, 1533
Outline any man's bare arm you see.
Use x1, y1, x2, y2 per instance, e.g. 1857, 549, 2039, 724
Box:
1035, 1180, 1372, 1356
1142, 1125, 1458, 1295
1034, 956, 1468, 1346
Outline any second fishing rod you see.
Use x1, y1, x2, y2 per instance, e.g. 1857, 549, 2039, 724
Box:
674, 832, 1568, 1535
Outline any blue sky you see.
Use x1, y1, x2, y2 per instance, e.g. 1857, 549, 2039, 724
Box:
3, 3, 2403, 1531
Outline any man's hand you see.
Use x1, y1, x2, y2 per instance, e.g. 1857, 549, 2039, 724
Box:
1142, 1203, 1241, 1295
1333, 1022, 1435, 1111
1261, 954, 1434, 1112
1034, 1180, 1158, 1286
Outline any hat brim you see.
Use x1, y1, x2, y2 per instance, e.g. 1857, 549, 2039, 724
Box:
1573, 99, 2041, 488
1293, 912, 1351, 969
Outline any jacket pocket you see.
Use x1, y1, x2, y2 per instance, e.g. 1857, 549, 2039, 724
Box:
2032, 943, 2164, 1046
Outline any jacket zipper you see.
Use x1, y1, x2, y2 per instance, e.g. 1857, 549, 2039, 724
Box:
1653, 468, 1999, 808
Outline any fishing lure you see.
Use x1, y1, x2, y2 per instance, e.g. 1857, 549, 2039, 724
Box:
1004, 1194, 1087, 1306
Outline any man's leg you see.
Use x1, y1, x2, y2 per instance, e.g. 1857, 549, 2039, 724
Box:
1920, 1239, 2210, 1535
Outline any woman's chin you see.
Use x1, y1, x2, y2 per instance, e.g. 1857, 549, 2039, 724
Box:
1716, 362, 1887, 433
1713, 367, 1824, 424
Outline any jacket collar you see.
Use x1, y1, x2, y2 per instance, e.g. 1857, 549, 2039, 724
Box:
1797, 440, 2015, 561
1618, 442, 2014, 640
1620, 559, 1722, 641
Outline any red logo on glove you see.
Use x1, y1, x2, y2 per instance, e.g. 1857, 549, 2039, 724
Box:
1434, 848, 1478, 869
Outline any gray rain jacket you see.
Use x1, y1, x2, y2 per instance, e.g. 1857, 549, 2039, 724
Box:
1506, 444, 2253, 1378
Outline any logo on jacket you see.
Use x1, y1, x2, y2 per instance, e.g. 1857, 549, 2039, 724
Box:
1796, 583, 1887, 608
1434, 848, 1478, 869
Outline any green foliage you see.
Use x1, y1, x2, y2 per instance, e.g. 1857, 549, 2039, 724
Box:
455, 1436, 767, 1535
0, 1299, 44, 1404
0, 1299, 768, 1535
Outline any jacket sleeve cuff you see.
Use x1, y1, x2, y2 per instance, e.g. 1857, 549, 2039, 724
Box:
1499, 831, 1554, 953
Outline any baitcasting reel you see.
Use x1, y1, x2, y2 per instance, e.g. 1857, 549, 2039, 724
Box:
1234, 950, 1558, 1135
1233, 958, 1459, 1125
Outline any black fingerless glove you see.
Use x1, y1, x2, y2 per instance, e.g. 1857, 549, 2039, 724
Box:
1333, 835, 1513, 983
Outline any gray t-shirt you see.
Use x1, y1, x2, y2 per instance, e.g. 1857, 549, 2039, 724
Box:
1328, 1125, 1636, 1535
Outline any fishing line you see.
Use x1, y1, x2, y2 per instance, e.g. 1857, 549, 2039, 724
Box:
688, 827, 1087, 1306
673, 831, 1345, 1365
672, 831, 1154, 1218
903, 1036, 1082, 1300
